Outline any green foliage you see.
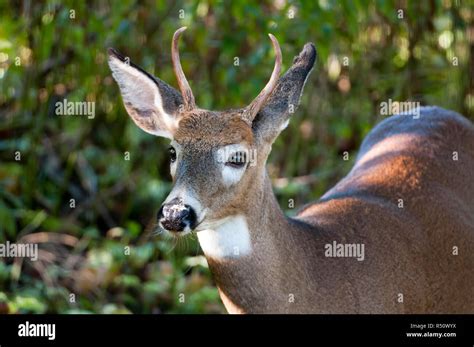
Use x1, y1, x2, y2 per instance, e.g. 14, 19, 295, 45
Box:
0, 0, 471, 313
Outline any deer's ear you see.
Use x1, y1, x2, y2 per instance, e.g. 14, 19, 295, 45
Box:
107, 48, 183, 139
252, 43, 316, 143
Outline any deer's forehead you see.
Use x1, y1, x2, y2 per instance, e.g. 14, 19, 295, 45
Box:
174, 111, 254, 146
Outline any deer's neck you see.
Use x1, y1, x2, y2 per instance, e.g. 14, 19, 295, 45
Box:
197, 171, 312, 313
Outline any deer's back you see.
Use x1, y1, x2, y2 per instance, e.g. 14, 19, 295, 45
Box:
295, 107, 474, 313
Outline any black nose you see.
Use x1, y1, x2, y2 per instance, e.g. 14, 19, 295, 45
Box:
157, 198, 197, 232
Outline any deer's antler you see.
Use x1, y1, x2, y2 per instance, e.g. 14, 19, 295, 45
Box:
172, 27, 196, 111
242, 34, 282, 125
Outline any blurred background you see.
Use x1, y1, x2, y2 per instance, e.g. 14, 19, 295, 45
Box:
0, 0, 472, 313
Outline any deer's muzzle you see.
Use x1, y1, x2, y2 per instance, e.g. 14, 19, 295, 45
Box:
157, 197, 197, 233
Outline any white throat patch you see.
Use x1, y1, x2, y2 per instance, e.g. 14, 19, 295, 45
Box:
197, 215, 251, 259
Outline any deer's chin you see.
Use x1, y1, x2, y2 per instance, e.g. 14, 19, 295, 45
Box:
158, 223, 194, 238
194, 216, 230, 232
163, 228, 192, 238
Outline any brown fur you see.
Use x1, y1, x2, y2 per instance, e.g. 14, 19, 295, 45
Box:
175, 110, 253, 146
207, 107, 474, 313
108, 41, 473, 314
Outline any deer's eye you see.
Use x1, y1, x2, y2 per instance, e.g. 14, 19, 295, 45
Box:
226, 151, 247, 168
169, 146, 177, 163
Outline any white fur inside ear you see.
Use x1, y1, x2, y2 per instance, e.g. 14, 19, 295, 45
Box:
197, 215, 251, 259
279, 119, 290, 132
108, 55, 178, 139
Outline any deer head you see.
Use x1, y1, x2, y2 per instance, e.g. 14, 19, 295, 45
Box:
108, 27, 316, 236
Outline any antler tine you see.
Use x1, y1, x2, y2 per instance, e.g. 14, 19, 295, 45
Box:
172, 27, 196, 111
242, 34, 282, 124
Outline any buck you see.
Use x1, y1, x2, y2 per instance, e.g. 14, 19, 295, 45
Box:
108, 27, 474, 313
